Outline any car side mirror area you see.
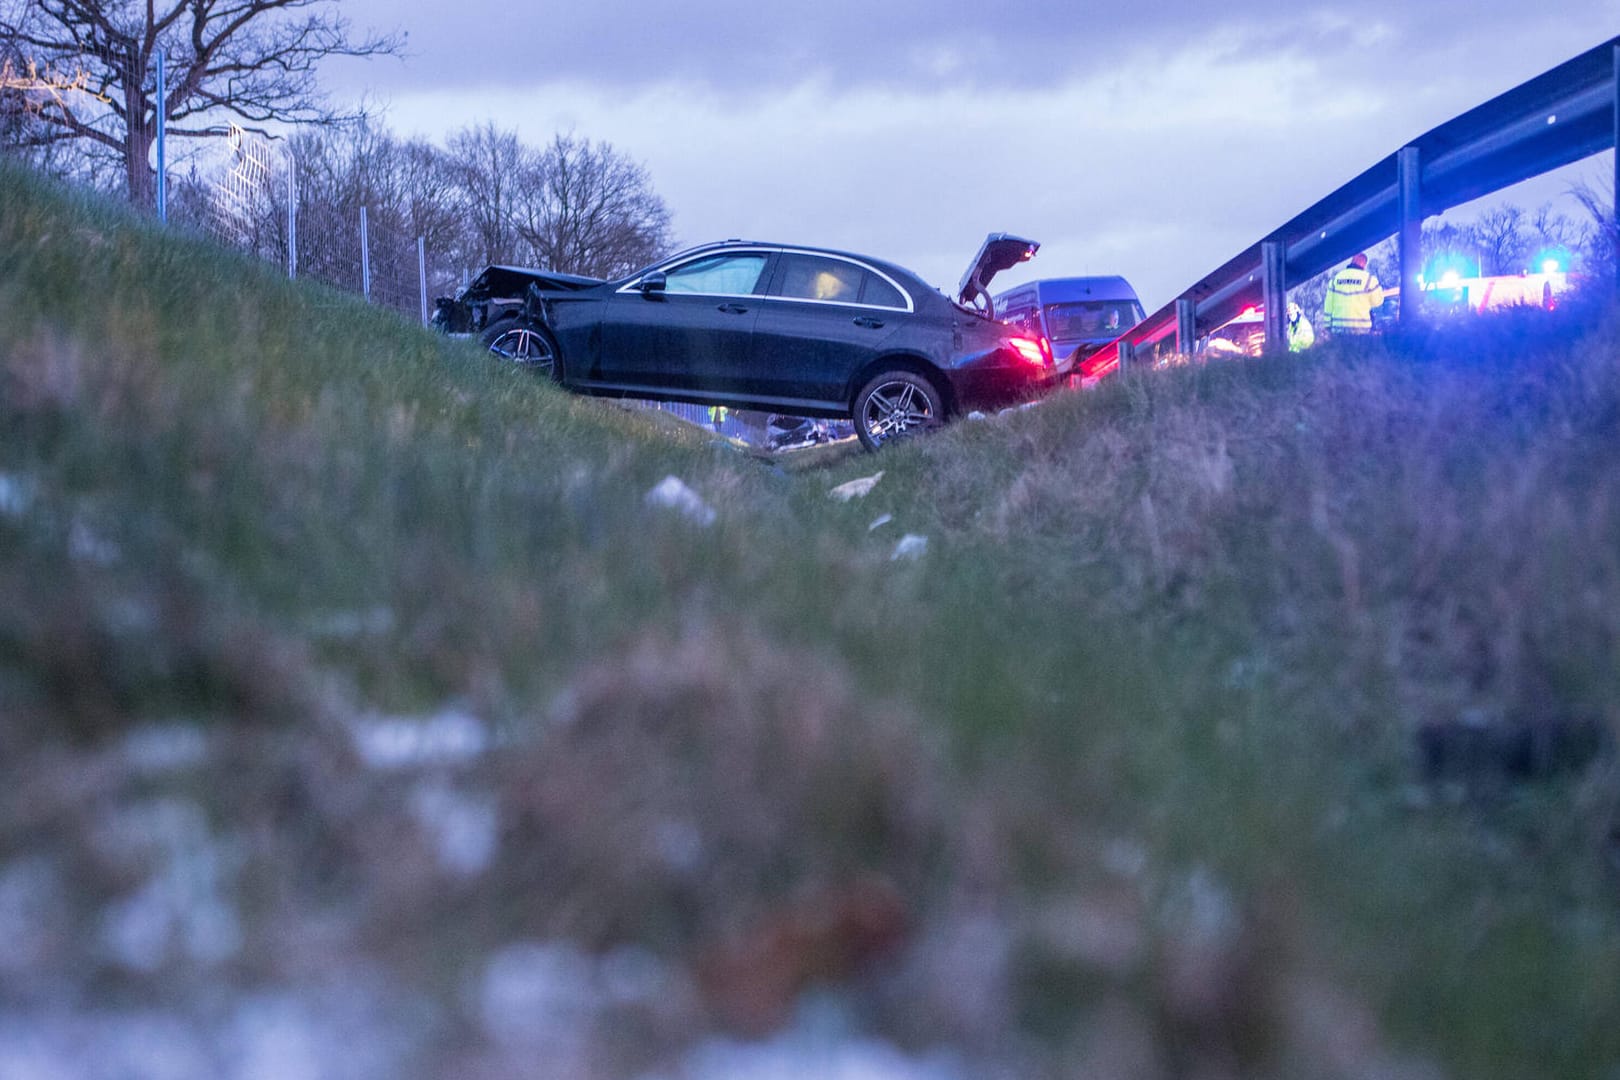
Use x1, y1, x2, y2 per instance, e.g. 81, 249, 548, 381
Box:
638, 272, 667, 296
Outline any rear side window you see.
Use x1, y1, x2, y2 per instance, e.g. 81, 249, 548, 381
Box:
858, 273, 906, 309
775, 254, 863, 303
664, 253, 769, 295
772, 253, 908, 309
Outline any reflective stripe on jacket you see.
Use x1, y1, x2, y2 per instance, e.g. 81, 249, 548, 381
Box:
1323, 267, 1384, 332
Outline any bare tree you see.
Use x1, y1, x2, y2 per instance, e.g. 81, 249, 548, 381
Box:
0, 0, 400, 209
447, 123, 526, 267
1471, 203, 1529, 276
1530, 202, 1582, 252
1570, 176, 1616, 284
513, 132, 674, 279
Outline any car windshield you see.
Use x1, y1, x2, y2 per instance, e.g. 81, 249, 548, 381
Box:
1044, 300, 1142, 340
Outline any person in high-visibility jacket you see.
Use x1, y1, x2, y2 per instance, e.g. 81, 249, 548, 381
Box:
1286, 301, 1315, 352
1322, 253, 1384, 335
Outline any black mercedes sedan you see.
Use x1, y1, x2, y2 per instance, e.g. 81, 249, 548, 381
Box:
476, 233, 1053, 450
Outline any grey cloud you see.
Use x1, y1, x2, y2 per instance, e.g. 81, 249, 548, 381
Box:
330, 1, 1584, 97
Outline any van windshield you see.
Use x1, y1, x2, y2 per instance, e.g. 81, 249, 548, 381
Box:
1044, 301, 1143, 341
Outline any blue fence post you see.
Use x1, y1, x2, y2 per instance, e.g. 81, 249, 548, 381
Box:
1398, 146, 1423, 323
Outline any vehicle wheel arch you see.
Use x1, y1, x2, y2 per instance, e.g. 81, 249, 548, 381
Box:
847, 353, 954, 418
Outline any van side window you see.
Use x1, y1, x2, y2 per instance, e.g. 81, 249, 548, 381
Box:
1000, 305, 1036, 336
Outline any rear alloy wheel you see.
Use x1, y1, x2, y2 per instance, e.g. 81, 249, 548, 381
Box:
853, 370, 944, 451
483, 321, 561, 381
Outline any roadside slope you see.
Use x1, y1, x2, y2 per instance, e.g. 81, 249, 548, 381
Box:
3, 160, 1619, 1079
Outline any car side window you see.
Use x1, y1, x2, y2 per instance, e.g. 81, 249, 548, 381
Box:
774, 254, 865, 304
858, 273, 906, 309
663, 253, 769, 295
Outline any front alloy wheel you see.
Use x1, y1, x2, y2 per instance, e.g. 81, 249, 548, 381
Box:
484, 322, 560, 380
853, 371, 943, 451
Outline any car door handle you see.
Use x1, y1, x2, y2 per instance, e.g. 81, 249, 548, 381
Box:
717, 303, 749, 314
853, 316, 885, 329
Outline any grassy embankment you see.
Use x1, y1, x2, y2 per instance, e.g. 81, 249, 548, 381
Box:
2, 158, 1618, 1078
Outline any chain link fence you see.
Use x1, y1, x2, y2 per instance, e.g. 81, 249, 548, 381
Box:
170, 125, 467, 327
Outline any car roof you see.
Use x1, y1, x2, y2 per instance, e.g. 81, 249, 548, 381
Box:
995, 276, 1140, 304
652, 240, 932, 292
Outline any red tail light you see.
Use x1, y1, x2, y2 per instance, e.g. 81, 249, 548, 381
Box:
1009, 335, 1050, 367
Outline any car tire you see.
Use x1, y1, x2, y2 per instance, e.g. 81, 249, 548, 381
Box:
852, 370, 944, 451
482, 320, 563, 382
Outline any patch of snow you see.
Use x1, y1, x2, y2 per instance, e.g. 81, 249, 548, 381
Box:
1103, 839, 1149, 880
0, 858, 59, 977
0, 473, 34, 517
667, 994, 965, 1080
409, 782, 498, 878
645, 476, 716, 526
477, 942, 601, 1066
69, 519, 120, 565
303, 608, 395, 641
350, 710, 488, 770
600, 945, 671, 1008
891, 534, 928, 561
653, 819, 705, 874
93, 800, 242, 973
122, 723, 210, 776
0, 986, 426, 1080
828, 471, 884, 502
1165, 865, 1236, 945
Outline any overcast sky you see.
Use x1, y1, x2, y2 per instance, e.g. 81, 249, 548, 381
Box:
323, 4, 1618, 308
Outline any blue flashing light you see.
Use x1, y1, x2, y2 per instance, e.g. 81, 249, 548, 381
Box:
1533, 246, 1570, 274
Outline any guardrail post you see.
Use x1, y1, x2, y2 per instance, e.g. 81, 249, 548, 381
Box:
1262, 242, 1286, 350
1118, 339, 1134, 375
1176, 299, 1197, 357
1398, 146, 1423, 323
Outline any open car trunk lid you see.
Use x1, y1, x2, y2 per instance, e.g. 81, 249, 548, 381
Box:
957, 233, 1039, 313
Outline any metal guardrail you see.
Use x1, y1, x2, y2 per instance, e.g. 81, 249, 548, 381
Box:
1096, 34, 1620, 374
